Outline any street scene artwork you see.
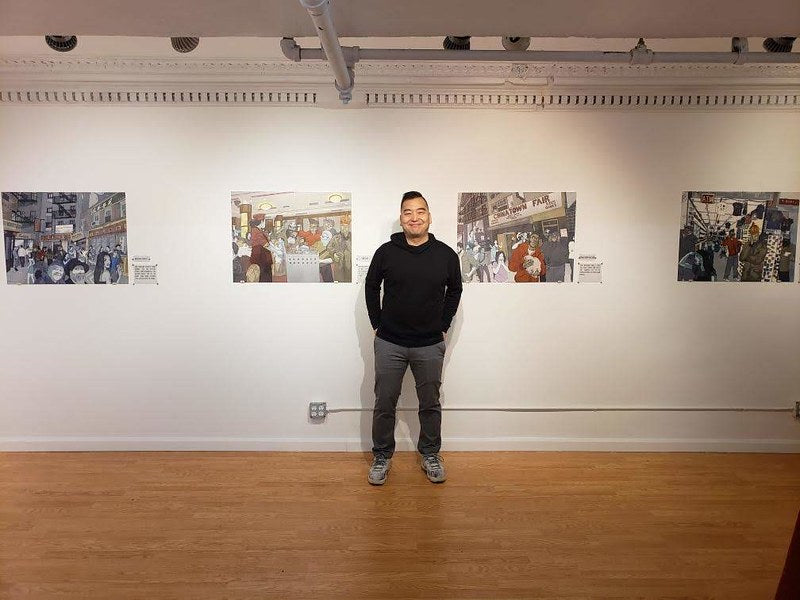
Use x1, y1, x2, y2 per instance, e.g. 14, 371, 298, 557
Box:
232, 192, 352, 283
678, 192, 798, 282
3, 192, 129, 285
456, 192, 577, 283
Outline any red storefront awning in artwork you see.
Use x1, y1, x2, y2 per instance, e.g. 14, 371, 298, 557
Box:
89, 220, 127, 239
40, 233, 72, 242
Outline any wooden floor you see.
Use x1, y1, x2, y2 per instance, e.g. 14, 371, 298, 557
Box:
1, 452, 799, 600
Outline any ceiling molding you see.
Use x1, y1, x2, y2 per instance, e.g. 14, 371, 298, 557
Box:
1, 56, 799, 110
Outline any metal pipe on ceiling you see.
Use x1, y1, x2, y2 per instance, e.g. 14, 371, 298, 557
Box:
285, 45, 800, 65
296, 0, 356, 103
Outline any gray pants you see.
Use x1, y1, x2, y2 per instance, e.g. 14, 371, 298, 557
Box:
548, 264, 566, 282
372, 336, 445, 458
724, 255, 739, 280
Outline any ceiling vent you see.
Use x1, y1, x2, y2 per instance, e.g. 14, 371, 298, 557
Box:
443, 36, 470, 50
763, 37, 796, 52
171, 37, 200, 53
45, 35, 77, 52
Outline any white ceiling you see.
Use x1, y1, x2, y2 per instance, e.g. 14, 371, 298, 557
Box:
0, 0, 798, 39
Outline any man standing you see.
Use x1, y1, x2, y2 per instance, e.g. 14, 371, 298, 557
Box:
540, 230, 570, 282
721, 231, 742, 281
509, 231, 546, 282
365, 191, 462, 486
740, 232, 768, 282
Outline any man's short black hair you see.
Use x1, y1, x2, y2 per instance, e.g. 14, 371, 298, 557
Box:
401, 191, 428, 209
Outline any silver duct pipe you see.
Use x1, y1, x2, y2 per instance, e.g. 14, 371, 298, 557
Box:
296, 0, 355, 103
284, 45, 800, 65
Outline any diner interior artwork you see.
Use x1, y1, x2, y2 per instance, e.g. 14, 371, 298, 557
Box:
232, 191, 352, 283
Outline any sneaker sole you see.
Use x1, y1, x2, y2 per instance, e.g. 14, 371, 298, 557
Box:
368, 467, 389, 486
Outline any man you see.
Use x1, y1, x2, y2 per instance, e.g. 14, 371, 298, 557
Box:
457, 242, 478, 283
778, 237, 795, 282
248, 218, 273, 282
720, 231, 743, 281
740, 232, 768, 282
64, 259, 89, 284
15, 243, 28, 271
678, 226, 698, 263
365, 191, 462, 486
540, 229, 570, 282
509, 231, 546, 282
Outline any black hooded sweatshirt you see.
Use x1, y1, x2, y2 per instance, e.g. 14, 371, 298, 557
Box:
365, 232, 463, 347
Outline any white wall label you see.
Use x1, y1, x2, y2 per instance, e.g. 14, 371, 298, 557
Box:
355, 254, 372, 283
577, 254, 603, 283
133, 262, 158, 284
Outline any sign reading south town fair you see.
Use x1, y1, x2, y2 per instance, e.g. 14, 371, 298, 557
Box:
488, 192, 563, 228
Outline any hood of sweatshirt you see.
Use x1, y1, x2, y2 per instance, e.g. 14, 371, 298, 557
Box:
390, 232, 436, 254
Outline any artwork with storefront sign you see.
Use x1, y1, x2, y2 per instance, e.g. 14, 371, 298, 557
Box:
231, 191, 352, 283
2, 192, 129, 285
456, 192, 577, 283
678, 191, 798, 282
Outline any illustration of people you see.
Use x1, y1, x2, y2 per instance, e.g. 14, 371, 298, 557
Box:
678, 225, 698, 264
492, 250, 510, 283
249, 218, 273, 282
329, 217, 352, 282
313, 229, 335, 282
26, 259, 36, 284
94, 252, 112, 284
509, 231, 546, 282
678, 251, 704, 281
245, 263, 261, 282
540, 229, 570, 282
457, 242, 478, 282
15, 243, 28, 271
695, 242, 717, 281
720, 230, 743, 281
232, 242, 245, 283
740, 232, 768, 282
268, 235, 287, 279
777, 238, 795, 282
298, 218, 321, 246
64, 259, 88, 284
110, 244, 123, 283
489, 240, 499, 265
474, 243, 491, 282
45, 263, 65, 284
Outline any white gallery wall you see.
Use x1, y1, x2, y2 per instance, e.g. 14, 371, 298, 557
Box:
1, 101, 799, 451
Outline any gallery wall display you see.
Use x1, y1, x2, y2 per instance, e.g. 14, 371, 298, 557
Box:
231, 191, 352, 283
457, 192, 577, 283
2, 192, 129, 285
678, 191, 798, 282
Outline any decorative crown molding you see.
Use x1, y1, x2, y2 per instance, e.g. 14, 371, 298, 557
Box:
1, 55, 799, 110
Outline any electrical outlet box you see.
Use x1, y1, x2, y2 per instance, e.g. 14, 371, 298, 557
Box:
309, 402, 328, 420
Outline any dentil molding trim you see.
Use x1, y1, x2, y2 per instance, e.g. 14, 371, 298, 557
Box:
1, 56, 799, 109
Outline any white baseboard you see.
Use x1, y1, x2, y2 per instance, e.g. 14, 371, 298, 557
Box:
1, 436, 798, 453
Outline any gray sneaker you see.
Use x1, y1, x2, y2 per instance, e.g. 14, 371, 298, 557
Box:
368, 456, 391, 485
421, 453, 446, 483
